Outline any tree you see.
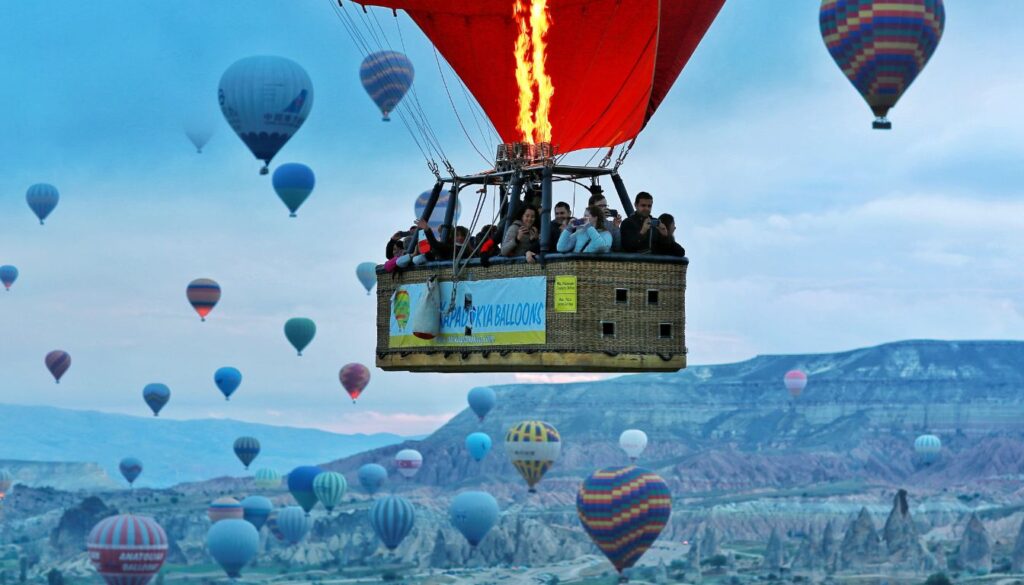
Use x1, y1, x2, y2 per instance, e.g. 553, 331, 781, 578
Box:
924, 573, 953, 585
707, 554, 728, 568
46, 569, 63, 585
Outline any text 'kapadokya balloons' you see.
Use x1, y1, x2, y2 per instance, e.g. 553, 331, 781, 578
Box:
506, 420, 561, 493
340, 363, 370, 403
276, 506, 310, 544
358, 463, 387, 495
233, 436, 260, 469
272, 163, 315, 217
119, 457, 143, 487
449, 491, 499, 547
287, 466, 322, 514
26, 184, 59, 225
467, 386, 496, 421
219, 56, 313, 174
241, 495, 273, 530
313, 471, 347, 512
142, 383, 170, 417
208, 497, 244, 524
207, 518, 259, 578
87, 514, 167, 585
0, 265, 18, 291
577, 466, 672, 576
394, 449, 422, 479
356, 262, 377, 295
45, 350, 71, 384
619, 429, 648, 461
465, 432, 492, 462
186, 278, 220, 322
370, 495, 415, 551
360, 51, 414, 122
214, 366, 242, 400
284, 317, 316, 356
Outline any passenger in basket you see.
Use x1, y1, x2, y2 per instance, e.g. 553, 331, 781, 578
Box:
620, 191, 656, 254
587, 191, 623, 251
557, 205, 612, 254
501, 206, 541, 260
414, 219, 470, 261
551, 201, 572, 235
651, 213, 686, 257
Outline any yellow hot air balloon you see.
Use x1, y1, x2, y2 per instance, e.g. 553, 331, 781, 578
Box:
393, 288, 411, 331
505, 421, 561, 493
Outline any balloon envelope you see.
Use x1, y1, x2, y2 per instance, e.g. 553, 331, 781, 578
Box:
313, 471, 347, 512
0, 265, 18, 291
233, 436, 260, 469
394, 449, 423, 479
265, 509, 285, 541
207, 497, 244, 524
467, 387, 496, 421
356, 262, 377, 294
254, 468, 281, 490
142, 383, 170, 417
0, 469, 13, 499
506, 420, 561, 492
784, 370, 807, 398
360, 50, 414, 121
358, 463, 387, 495
915, 434, 942, 463
449, 491, 499, 547
577, 466, 672, 574
207, 518, 259, 578
219, 56, 314, 174
370, 495, 415, 550
241, 495, 273, 530
214, 366, 242, 400
465, 432, 492, 462
340, 363, 371, 402
287, 466, 323, 513
119, 457, 143, 486
45, 350, 71, 384
284, 317, 316, 356
276, 506, 310, 544
87, 514, 168, 585
619, 429, 648, 460
272, 162, 315, 217
26, 183, 59, 225
414, 189, 461, 232
186, 278, 220, 321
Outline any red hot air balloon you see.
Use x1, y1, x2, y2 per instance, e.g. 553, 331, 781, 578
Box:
784, 370, 807, 399
186, 278, 221, 321
87, 514, 168, 585
45, 350, 71, 384
339, 363, 371, 403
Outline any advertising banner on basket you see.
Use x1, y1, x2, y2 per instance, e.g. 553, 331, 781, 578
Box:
389, 276, 546, 347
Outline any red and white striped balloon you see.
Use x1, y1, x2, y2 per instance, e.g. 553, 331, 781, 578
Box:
784, 370, 807, 398
87, 514, 168, 585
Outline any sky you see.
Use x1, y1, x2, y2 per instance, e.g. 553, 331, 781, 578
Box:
1, 1, 1022, 436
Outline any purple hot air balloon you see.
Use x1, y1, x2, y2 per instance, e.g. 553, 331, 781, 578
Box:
339, 363, 370, 403
45, 350, 71, 384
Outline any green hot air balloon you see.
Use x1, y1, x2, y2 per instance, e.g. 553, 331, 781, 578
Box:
284, 318, 316, 356
312, 471, 347, 513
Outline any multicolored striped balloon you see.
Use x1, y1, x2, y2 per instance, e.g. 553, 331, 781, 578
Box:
312, 471, 347, 512
820, 0, 945, 129
0, 265, 18, 291
45, 350, 71, 384
339, 363, 370, 403
87, 514, 168, 585
369, 495, 415, 551
360, 51, 414, 122
233, 436, 260, 469
207, 497, 244, 524
505, 420, 561, 493
186, 278, 221, 321
576, 466, 672, 575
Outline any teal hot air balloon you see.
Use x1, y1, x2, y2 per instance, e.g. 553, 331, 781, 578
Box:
370, 495, 415, 551
466, 432, 492, 462
240, 495, 273, 530
450, 491, 499, 547
358, 463, 387, 496
119, 457, 143, 487
214, 367, 242, 400
0, 265, 18, 291
207, 518, 259, 578
276, 506, 310, 544
360, 51, 414, 121
142, 383, 170, 417
254, 468, 281, 490
467, 387, 496, 421
284, 318, 316, 356
356, 262, 377, 295
233, 436, 260, 469
313, 471, 347, 513
26, 184, 59, 225
219, 56, 314, 174
272, 163, 315, 217
287, 465, 322, 514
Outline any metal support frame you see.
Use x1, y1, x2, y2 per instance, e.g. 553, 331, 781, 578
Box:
539, 165, 554, 254
611, 172, 635, 217
408, 181, 445, 254
496, 174, 524, 247
440, 181, 461, 243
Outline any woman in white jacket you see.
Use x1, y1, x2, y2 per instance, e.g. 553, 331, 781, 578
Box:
557, 205, 613, 254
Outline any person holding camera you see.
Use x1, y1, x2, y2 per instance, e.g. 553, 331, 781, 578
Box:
587, 192, 623, 251
652, 213, 686, 257
551, 201, 572, 235
556, 205, 613, 254
621, 191, 657, 253
501, 206, 541, 262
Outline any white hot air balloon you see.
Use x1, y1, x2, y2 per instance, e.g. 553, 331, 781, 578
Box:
394, 449, 423, 479
619, 429, 648, 461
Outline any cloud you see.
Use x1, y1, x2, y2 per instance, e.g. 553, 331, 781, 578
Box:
314, 411, 458, 435
512, 373, 612, 384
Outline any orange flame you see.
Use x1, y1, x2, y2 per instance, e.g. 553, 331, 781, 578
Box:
514, 0, 554, 144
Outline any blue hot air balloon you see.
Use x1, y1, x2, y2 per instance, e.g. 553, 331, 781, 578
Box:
467, 387, 496, 421
26, 184, 59, 225
287, 466, 322, 514
207, 518, 259, 578
233, 436, 260, 469
360, 51, 414, 122
358, 463, 387, 496
465, 432, 492, 462
370, 495, 415, 551
119, 457, 143, 486
414, 189, 461, 232
0, 265, 18, 291
214, 367, 242, 400
142, 383, 170, 417
276, 506, 310, 544
449, 491, 499, 547
272, 163, 315, 217
240, 495, 273, 530
356, 262, 377, 295
219, 56, 314, 174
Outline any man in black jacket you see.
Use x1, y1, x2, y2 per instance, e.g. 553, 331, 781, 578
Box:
620, 191, 655, 253
652, 213, 685, 257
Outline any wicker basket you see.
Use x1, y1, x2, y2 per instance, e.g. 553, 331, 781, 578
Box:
376, 253, 687, 372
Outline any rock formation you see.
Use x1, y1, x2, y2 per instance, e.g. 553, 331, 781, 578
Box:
764, 527, 786, 572
700, 524, 721, 559
687, 538, 702, 583
840, 507, 881, 569
1011, 518, 1024, 573
882, 489, 926, 568
821, 520, 838, 573
958, 513, 991, 575
791, 530, 820, 571
48, 497, 115, 558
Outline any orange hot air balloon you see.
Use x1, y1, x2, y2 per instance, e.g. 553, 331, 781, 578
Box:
393, 289, 411, 331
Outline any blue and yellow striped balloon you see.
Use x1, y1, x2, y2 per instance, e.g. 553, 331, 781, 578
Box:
820, 0, 945, 129
505, 420, 561, 493
360, 51, 414, 122
576, 466, 672, 574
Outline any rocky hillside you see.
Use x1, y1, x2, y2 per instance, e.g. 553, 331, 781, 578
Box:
0, 460, 116, 491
